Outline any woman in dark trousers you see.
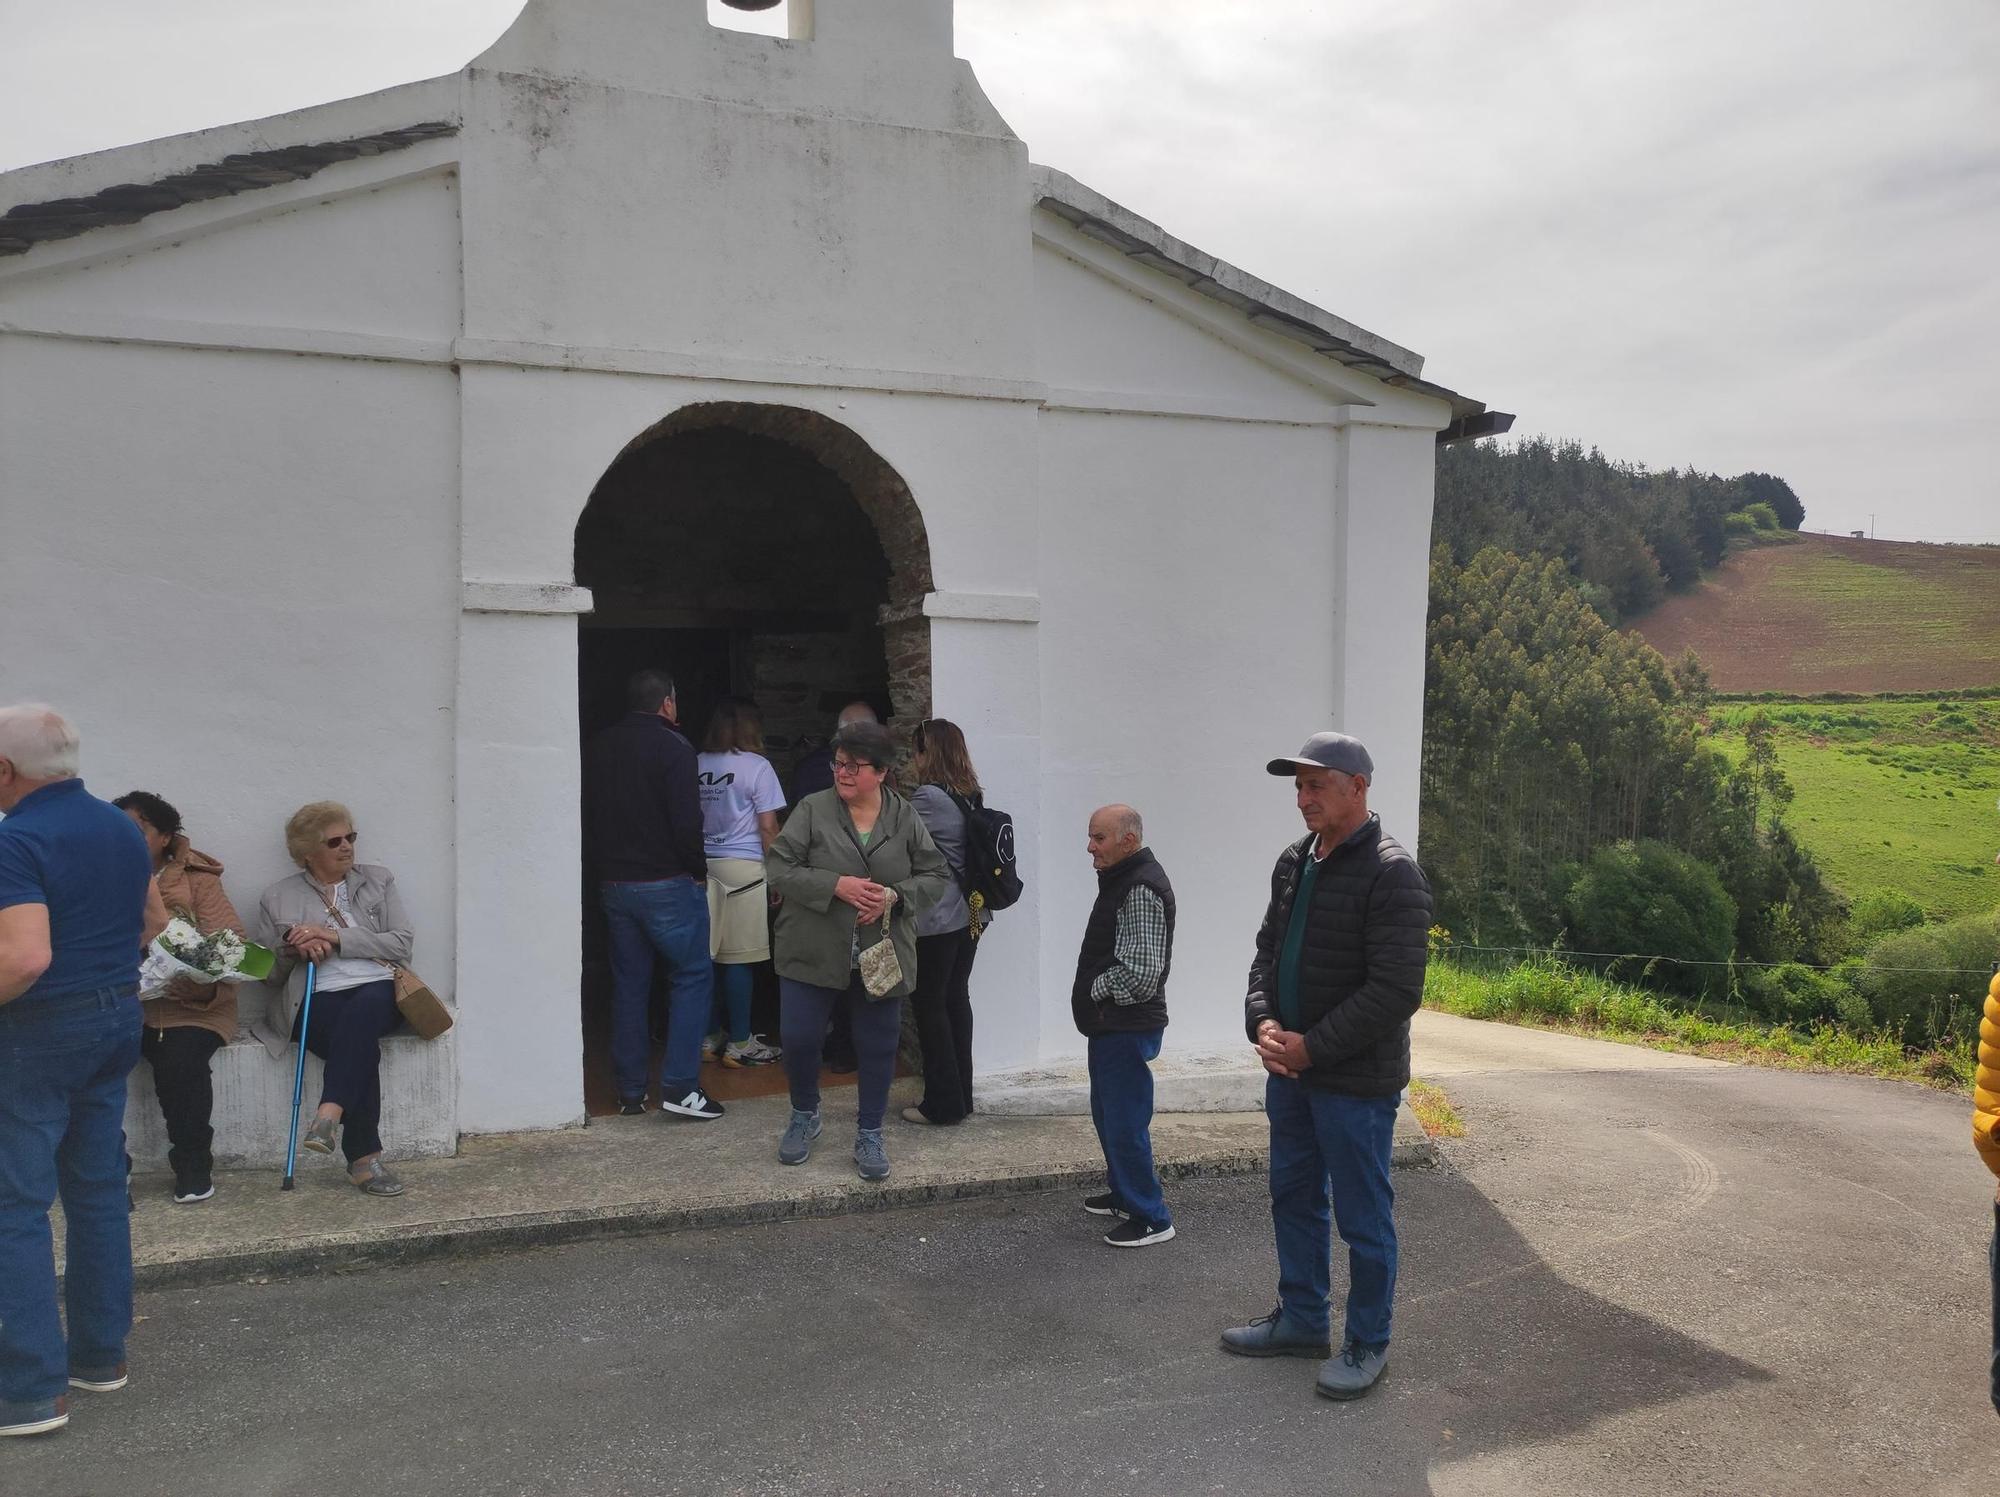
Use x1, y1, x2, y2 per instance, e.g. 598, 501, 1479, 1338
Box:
255, 801, 414, 1197
900, 718, 986, 1126
115, 791, 247, 1205
766, 722, 949, 1181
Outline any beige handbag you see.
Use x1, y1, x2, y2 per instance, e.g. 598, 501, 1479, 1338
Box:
856, 929, 904, 998
391, 965, 454, 1040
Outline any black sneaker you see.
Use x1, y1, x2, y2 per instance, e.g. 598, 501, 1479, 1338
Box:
1082, 1192, 1128, 1218
617, 1097, 647, 1117
172, 1162, 214, 1205
658, 1088, 725, 1121
1103, 1218, 1175, 1249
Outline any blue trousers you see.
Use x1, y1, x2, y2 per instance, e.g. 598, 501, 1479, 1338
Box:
601, 878, 712, 1101
1088, 1028, 1169, 1228
713, 962, 753, 1045
779, 975, 902, 1131
1266, 1074, 1398, 1347
0, 987, 142, 1411
293, 978, 400, 1163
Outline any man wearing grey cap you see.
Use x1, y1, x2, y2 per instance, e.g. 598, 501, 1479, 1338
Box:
1219, 731, 1432, 1401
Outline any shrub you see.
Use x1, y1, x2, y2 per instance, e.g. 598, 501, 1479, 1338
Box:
1741, 501, 1780, 530
1724, 511, 1757, 539
1850, 889, 1927, 944
1859, 909, 2000, 1047
1564, 840, 1738, 994
1737, 961, 1851, 1024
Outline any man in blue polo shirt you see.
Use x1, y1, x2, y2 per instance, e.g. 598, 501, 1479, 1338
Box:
0, 704, 153, 1439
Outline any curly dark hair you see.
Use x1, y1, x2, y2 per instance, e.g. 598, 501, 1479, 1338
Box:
113, 790, 182, 841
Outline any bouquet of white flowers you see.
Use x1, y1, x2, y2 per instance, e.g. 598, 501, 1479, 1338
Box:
138, 918, 276, 999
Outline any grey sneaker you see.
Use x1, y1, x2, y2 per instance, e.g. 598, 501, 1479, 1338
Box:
778, 1109, 822, 1166
1219, 1309, 1332, 1360
1315, 1339, 1389, 1400
853, 1127, 890, 1181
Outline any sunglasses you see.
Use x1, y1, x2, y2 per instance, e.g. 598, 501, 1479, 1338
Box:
323, 831, 359, 849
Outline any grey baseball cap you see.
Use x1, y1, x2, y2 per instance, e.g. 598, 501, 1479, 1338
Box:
1266, 731, 1374, 778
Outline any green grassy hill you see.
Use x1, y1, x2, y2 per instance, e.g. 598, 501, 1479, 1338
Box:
1633, 534, 2000, 694
1709, 695, 2000, 919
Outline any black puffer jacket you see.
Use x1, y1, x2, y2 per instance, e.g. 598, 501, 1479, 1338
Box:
1244, 817, 1432, 1097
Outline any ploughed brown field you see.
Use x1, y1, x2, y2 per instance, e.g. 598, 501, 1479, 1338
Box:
1629, 533, 2000, 693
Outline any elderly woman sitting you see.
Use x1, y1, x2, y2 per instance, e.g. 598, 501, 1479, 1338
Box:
255, 801, 413, 1197
114, 791, 247, 1205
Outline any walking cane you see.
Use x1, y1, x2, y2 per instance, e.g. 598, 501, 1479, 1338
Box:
281, 961, 319, 1191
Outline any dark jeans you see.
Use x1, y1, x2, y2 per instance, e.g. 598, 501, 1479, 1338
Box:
1266, 1074, 1398, 1347
601, 878, 712, 1100
713, 962, 753, 1045
0, 986, 142, 1410
140, 1025, 224, 1171
912, 928, 977, 1123
293, 978, 399, 1164
1087, 1027, 1168, 1228
1990, 1200, 1999, 1416
780, 974, 902, 1131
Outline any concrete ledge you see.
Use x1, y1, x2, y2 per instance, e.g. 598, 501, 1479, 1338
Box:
977, 1048, 1269, 1115
71, 1084, 1436, 1291
124, 1033, 458, 1168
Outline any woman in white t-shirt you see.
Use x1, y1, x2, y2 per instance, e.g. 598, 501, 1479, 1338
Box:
697, 698, 787, 1066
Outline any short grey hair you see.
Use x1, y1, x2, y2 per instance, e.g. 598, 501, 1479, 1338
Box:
1097, 803, 1143, 844
0, 703, 81, 779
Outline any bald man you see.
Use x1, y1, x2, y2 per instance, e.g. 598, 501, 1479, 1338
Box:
1070, 805, 1177, 1247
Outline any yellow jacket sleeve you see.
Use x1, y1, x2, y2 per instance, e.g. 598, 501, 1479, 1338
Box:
1975, 970, 2000, 1179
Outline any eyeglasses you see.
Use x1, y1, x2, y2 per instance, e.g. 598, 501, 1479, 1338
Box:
323, 831, 359, 849
831, 760, 881, 778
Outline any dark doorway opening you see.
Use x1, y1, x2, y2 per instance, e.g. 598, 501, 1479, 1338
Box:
573, 406, 934, 1117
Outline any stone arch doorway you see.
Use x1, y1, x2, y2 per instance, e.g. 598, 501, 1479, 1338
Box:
571, 401, 934, 1114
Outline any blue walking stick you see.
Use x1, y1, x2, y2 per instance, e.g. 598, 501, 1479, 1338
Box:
281, 961, 319, 1191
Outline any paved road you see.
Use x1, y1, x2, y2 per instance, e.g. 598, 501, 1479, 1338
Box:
20, 1015, 1994, 1496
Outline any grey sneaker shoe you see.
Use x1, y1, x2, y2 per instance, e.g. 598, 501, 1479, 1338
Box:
853, 1127, 890, 1181
1315, 1339, 1389, 1400
778, 1109, 822, 1166
1220, 1309, 1333, 1360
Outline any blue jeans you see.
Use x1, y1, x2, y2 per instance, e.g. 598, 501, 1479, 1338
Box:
779, 975, 902, 1130
1088, 1028, 1169, 1228
713, 962, 753, 1045
601, 879, 712, 1101
1266, 1074, 1398, 1348
0, 986, 142, 1410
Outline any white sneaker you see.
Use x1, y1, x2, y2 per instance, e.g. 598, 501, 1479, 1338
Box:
700, 1031, 726, 1061
659, 1087, 725, 1121
722, 1035, 782, 1068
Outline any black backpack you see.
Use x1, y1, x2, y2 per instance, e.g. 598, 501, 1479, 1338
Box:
945, 789, 1024, 913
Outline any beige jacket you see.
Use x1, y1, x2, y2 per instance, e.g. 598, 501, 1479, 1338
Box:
252, 864, 414, 1057
143, 836, 247, 1043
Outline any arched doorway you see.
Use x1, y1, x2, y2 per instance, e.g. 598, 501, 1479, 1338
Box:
572, 402, 933, 1114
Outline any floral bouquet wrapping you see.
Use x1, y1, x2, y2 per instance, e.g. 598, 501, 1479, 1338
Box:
138, 918, 276, 999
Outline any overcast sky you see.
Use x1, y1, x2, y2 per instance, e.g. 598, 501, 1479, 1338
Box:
3, 0, 1994, 542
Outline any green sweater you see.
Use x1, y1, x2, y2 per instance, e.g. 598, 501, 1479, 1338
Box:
765, 788, 950, 997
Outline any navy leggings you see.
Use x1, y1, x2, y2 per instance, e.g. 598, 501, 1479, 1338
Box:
292, 978, 399, 1163
779, 974, 902, 1131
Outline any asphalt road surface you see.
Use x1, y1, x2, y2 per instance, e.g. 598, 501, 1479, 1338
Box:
18, 1016, 1995, 1496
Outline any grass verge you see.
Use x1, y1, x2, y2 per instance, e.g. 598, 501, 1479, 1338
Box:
1406, 1079, 1466, 1139
1426, 955, 1974, 1093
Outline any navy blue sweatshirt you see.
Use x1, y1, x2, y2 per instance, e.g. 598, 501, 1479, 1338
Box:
584, 712, 706, 882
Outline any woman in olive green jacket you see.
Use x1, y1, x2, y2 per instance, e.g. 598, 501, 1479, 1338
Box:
767, 721, 949, 1181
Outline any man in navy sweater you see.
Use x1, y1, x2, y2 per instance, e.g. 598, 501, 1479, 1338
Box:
584, 670, 721, 1121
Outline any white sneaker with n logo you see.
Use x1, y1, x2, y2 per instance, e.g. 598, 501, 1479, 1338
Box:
659, 1088, 725, 1121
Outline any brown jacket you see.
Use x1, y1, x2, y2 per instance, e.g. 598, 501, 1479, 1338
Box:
143, 837, 247, 1043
